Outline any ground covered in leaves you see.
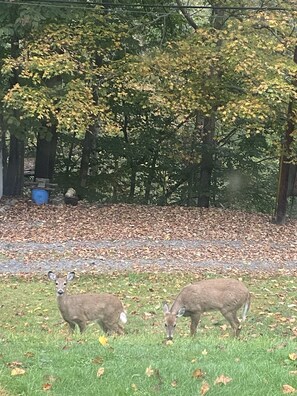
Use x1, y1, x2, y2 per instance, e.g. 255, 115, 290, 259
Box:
0, 199, 296, 274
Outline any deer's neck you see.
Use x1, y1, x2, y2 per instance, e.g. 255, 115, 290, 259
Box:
171, 295, 184, 314
57, 293, 69, 312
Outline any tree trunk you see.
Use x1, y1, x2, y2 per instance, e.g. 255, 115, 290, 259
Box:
3, 134, 24, 196
274, 45, 297, 224
129, 165, 137, 201
198, 114, 216, 207
0, 142, 3, 199
79, 127, 96, 188
144, 150, 158, 204
122, 114, 137, 201
3, 30, 25, 197
35, 125, 58, 180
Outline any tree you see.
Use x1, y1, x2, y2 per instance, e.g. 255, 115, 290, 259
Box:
275, 45, 297, 224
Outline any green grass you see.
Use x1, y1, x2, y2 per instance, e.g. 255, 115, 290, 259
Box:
0, 271, 297, 395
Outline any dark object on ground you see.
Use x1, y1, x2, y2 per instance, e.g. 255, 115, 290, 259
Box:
64, 188, 79, 206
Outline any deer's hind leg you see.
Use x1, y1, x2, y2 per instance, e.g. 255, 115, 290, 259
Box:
221, 310, 241, 337
66, 321, 76, 333
100, 320, 124, 335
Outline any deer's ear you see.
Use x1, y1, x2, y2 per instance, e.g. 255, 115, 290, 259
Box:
163, 302, 170, 314
177, 307, 186, 317
67, 272, 75, 281
48, 271, 56, 281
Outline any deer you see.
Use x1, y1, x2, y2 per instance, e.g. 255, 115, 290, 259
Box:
163, 278, 251, 340
48, 271, 127, 335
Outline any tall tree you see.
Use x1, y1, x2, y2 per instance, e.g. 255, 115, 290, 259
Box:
275, 45, 297, 224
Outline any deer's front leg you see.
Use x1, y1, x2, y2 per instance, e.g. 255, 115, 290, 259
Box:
190, 313, 201, 336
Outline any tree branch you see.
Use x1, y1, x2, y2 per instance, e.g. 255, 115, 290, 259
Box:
175, 0, 198, 30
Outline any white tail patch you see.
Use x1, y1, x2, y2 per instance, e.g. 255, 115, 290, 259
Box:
242, 299, 250, 322
120, 311, 127, 324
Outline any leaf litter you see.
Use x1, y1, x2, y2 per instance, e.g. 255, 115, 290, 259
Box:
0, 201, 296, 274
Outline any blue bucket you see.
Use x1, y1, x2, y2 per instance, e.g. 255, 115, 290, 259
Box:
32, 189, 49, 205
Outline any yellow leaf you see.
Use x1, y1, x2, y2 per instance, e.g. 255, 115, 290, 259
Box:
289, 353, 297, 361
200, 381, 210, 395
96, 367, 105, 378
11, 368, 26, 376
98, 336, 108, 346
282, 384, 296, 394
145, 366, 154, 377
214, 375, 232, 385
202, 349, 208, 356
131, 383, 138, 391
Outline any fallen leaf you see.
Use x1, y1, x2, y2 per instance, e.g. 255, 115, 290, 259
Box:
96, 367, 105, 378
7, 361, 23, 368
131, 383, 138, 391
282, 384, 296, 394
192, 368, 204, 378
214, 375, 232, 385
98, 336, 108, 346
11, 368, 26, 376
201, 349, 208, 356
92, 356, 104, 365
289, 353, 297, 361
171, 380, 177, 387
200, 381, 210, 395
145, 366, 154, 377
42, 383, 52, 391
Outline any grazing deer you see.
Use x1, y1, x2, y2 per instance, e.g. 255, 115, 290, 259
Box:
163, 278, 250, 339
48, 271, 127, 335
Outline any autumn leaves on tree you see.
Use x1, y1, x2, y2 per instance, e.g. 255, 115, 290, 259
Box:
0, 0, 296, 218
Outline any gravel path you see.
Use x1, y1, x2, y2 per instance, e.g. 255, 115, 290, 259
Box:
0, 239, 296, 274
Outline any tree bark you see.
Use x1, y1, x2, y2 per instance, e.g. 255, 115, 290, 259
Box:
144, 150, 158, 204
79, 127, 96, 188
274, 45, 297, 224
3, 134, 24, 196
3, 30, 25, 196
198, 114, 216, 207
35, 125, 58, 180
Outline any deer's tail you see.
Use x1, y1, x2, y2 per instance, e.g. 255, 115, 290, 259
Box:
120, 311, 127, 324
242, 293, 251, 322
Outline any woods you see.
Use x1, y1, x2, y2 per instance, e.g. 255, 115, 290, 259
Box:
0, 0, 296, 220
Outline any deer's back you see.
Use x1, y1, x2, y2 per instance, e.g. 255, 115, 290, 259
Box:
59, 293, 123, 322
172, 278, 249, 313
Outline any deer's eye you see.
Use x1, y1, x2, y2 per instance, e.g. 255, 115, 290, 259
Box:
164, 324, 168, 327
63, 282, 66, 286
55, 282, 58, 285
173, 324, 176, 328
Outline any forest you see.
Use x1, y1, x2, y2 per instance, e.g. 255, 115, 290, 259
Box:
0, 0, 296, 222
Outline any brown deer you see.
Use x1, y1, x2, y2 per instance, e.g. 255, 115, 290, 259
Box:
48, 271, 127, 335
163, 278, 250, 339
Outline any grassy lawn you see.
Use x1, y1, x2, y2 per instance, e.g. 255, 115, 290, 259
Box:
0, 271, 296, 395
